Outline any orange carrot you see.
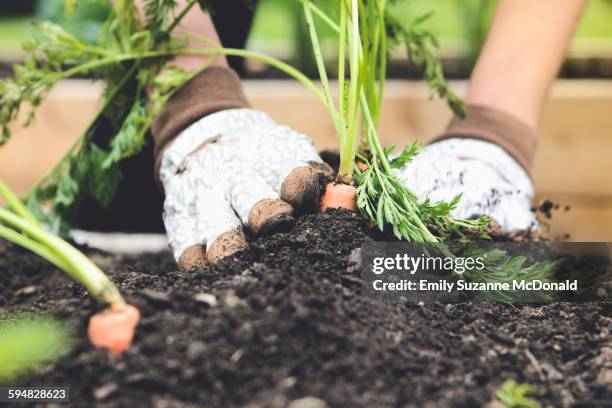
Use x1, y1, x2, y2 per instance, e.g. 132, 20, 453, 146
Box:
88, 304, 140, 355
356, 161, 368, 171
320, 182, 357, 212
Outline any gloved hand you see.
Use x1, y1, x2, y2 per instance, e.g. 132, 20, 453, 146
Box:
160, 108, 332, 268
392, 138, 537, 232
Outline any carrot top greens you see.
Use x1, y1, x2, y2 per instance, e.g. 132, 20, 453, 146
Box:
0, 179, 126, 309
0, 315, 72, 383
298, 0, 487, 242
0, 0, 485, 240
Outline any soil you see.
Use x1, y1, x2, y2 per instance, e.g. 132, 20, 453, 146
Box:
1, 210, 611, 408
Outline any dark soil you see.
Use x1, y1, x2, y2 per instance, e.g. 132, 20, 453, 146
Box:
1, 210, 611, 407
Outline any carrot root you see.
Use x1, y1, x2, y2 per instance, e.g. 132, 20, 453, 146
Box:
88, 304, 140, 355
320, 182, 357, 212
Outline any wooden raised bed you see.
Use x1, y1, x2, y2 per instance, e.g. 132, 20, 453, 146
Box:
1, 79, 610, 241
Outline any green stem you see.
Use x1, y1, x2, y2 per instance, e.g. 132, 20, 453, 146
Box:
359, 83, 438, 243
359, 90, 391, 175
337, 1, 347, 155
0, 225, 72, 272
221, 47, 325, 103
0, 179, 38, 227
27, 63, 140, 200
307, 2, 340, 32
56, 47, 324, 105
302, 1, 341, 136
339, 0, 361, 182
375, 0, 387, 120
0, 207, 125, 308
165, 0, 199, 34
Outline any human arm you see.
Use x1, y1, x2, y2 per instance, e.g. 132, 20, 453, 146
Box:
396, 0, 587, 232
134, 0, 331, 268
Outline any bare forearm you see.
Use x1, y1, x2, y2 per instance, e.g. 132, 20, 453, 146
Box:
467, 0, 587, 129
133, 0, 227, 70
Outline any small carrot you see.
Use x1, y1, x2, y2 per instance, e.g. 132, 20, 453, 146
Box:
320, 182, 357, 212
88, 304, 140, 355
0, 179, 140, 355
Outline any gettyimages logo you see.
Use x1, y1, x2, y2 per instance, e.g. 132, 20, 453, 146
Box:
360, 242, 611, 303
372, 253, 486, 275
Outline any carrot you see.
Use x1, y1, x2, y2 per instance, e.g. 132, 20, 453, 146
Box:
320, 182, 357, 212
88, 304, 140, 355
0, 179, 140, 354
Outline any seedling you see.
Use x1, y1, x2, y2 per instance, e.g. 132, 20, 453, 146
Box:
0, 179, 139, 355
298, 1, 486, 243
0, 314, 72, 383
496, 380, 543, 408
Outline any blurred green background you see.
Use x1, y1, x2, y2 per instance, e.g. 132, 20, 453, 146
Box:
1, 0, 612, 76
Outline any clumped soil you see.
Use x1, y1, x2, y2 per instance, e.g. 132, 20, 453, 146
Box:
1, 210, 611, 407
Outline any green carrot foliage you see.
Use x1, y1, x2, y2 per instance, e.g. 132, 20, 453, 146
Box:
0, 315, 72, 383
0, 0, 476, 240
496, 380, 543, 408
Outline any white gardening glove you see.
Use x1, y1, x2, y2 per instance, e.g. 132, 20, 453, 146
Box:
160, 108, 331, 268
393, 138, 537, 232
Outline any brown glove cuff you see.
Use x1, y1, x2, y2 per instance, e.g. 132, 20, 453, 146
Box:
152, 66, 250, 179
429, 104, 537, 174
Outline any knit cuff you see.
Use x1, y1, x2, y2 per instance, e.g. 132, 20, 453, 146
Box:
152, 66, 250, 180
429, 104, 538, 174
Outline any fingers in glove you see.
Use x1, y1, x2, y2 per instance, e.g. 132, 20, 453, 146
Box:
228, 164, 295, 236
178, 245, 209, 270
280, 163, 334, 213
207, 228, 248, 264
239, 124, 331, 213
249, 198, 294, 236
194, 182, 247, 263
162, 175, 209, 270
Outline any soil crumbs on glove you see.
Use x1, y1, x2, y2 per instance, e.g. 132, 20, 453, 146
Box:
1, 210, 610, 408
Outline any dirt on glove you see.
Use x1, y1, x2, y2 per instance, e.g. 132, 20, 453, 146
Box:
281, 164, 334, 213
178, 245, 209, 270
248, 198, 294, 236
206, 228, 247, 264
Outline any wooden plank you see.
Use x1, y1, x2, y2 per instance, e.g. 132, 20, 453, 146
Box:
0, 81, 102, 195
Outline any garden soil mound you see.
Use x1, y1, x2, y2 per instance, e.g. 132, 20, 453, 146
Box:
1, 210, 611, 407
